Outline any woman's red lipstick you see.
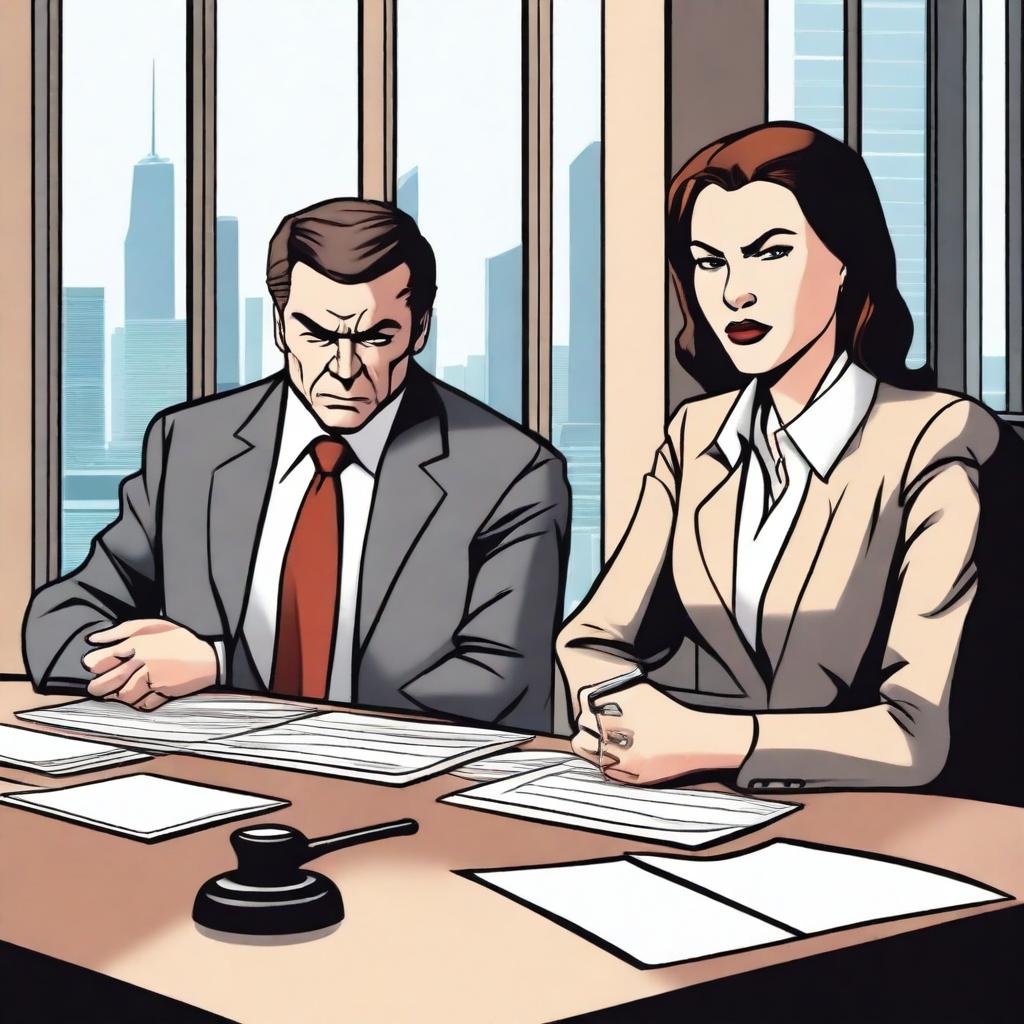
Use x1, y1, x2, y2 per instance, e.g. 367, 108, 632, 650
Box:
725, 319, 772, 345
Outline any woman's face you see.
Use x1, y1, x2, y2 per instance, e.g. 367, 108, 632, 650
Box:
688, 181, 846, 377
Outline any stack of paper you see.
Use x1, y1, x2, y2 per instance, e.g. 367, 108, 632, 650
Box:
186, 711, 532, 784
466, 841, 1011, 967
443, 760, 798, 847
0, 723, 150, 775
17, 695, 318, 752
0, 773, 289, 842
451, 749, 575, 781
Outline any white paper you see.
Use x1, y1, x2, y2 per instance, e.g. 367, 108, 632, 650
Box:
0, 723, 150, 774
17, 696, 318, 751
633, 841, 1009, 934
444, 760, 798, 848
0, 773, 288, 840
451, 749, 575, 781
185, 711, 532, 784
472, 859, 795, 967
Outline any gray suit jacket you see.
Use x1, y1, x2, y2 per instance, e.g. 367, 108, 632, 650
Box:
24, 366, 570, 731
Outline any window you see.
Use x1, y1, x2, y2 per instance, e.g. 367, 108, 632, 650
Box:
215, 0, 359, 390
396, 0, 524, 420
767, 0, 845, 139
861, 0, 928, 369
60, 0, 187, 573
552, 0, 602, 612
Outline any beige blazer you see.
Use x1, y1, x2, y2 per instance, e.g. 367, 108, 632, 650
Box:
557, 379, 1002, 794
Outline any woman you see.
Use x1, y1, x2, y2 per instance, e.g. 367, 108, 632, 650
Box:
558, 123, 1008, 797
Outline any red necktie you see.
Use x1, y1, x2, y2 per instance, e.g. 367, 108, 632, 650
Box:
271, 438, 350, 699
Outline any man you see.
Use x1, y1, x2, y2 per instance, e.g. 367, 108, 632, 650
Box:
24, 199, 569, 731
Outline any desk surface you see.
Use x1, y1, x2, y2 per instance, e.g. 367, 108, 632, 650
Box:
0, 682, 1021, 1024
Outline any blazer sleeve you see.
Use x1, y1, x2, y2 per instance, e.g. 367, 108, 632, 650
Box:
398, 443, 570, 732
738, 398, 1001, 791
22, 413, 170, 693
556, 408, 686, 713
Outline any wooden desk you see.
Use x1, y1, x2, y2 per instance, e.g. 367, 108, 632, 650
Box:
0, 682, 1021, 1023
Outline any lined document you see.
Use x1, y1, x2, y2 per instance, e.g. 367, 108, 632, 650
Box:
185, 711, 532, 784
451, 749, 575, 781
17, 696, 319, 751
0, 723, 149, 775
443, 760, 798, 848
0, 773, 289, 842
467, 841, 1010, 968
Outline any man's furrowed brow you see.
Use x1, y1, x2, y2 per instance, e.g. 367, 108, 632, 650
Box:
291, 312, 334, 337
357, 319, 402, 336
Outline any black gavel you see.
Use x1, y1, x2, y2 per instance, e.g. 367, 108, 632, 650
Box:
193, 818, 418, 937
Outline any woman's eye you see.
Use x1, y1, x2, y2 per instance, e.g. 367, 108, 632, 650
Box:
695, 257, 726, 271
757, 246, 792, 261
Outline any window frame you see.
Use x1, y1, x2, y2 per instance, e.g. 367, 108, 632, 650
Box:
31, 0, 602, 583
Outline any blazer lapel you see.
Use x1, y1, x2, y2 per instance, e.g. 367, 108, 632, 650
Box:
690, 448, 767, 701
357, 373, 447, 652
209, 376, 286, 640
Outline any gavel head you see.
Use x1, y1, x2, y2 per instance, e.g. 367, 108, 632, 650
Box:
229, 825, 311, 886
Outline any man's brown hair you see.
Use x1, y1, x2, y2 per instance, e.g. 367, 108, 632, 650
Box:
266, 198, 437, 338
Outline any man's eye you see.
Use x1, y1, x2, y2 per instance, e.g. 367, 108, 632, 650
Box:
358, 335, 393, 347
757, 246, 792, 261
694, 257, 726, 271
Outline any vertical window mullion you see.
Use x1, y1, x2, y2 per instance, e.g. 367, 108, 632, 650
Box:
525, 0, 552, 439
187, 0, 215, 400
1008, 0, 1023, 413
362, 0, 396, 202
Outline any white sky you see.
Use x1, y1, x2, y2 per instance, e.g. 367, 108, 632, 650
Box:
61, 0, 601, 381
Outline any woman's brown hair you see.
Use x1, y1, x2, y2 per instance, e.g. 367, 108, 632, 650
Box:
667, 122, 932, 393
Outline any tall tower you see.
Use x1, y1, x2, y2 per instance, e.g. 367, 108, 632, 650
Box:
567, 141, 601, 424
398, 165, 438, 375
124, 63, 174, 320
216, 216, 240, 390
484, 245, 523, 421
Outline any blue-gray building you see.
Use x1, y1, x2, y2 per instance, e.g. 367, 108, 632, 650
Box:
122, 318, 188, 462
217, 216, 240, 391
124, 79, 174, 321
62, 287, 105, 470
567, 142, 601, 425
244, 296, 263, 384
484, 244, 522, 421
398, 165, 438, 375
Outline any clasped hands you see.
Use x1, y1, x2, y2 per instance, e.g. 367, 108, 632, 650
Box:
82, 619, 218, 711
570, 680, 755, 786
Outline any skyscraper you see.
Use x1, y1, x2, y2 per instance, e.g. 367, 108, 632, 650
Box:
123, 318, 188, 457
567, 141, 601, 424
109, 326, 126, 447
62, 287, 105, 469
124, 65, 174, 320
217, 216, 240, 391
244, 296, 263, 383
551, 344, 570, 431
398, 165, 439, 375
484, 245, 522, 421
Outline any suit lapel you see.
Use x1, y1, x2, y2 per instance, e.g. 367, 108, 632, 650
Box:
690, 448, 767, 701
209, 376, 286, 640
358, 372, 448, 652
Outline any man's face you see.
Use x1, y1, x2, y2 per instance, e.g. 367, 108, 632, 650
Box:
274, 261, 429, 431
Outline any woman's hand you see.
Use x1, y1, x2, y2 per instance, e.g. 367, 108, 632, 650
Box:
581, 682, 755, 785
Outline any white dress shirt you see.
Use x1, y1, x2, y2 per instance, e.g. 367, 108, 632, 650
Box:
712, 351, 876, 652
235, 385, 405, 702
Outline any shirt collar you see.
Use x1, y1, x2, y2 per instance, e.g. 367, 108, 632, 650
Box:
712, 351, 876, 479
278, 384, 406, 481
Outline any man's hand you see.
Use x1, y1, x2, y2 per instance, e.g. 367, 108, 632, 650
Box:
572, 682, 755, 785
82, 619, 218, 711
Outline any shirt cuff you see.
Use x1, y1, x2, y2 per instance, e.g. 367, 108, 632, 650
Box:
211, 640, 227, 687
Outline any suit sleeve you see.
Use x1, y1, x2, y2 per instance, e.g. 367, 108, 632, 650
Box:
556, 409, 686, 715
738, 399, 1001, 791
22, 413, 170, 693
398, 444, 570, 731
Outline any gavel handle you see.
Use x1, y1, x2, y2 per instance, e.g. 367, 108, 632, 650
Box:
302, 818, 419, 863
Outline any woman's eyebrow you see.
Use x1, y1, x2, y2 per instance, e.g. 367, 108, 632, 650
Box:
741, 227, 797, 257
690, 239, 724, 257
